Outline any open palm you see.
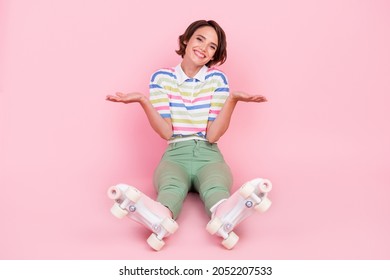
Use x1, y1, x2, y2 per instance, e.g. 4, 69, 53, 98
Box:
231, 91, 267, 103
106, 92, 144, 104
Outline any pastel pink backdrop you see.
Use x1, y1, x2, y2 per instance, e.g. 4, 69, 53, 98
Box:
1, 0, 389, 259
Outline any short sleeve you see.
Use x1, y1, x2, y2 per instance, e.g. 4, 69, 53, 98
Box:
208, 71, 230, 121
149, 70, 171, 118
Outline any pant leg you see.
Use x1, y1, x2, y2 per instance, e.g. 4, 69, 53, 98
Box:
153, 160, 191, 220
194, 161, 233, 217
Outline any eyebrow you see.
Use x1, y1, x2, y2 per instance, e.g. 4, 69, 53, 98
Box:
197, 34, 218, 48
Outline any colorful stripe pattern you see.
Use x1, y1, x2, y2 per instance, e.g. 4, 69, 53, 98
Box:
149, 66, 229, 138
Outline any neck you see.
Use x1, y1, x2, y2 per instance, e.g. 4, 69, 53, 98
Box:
180, 61, 203, 78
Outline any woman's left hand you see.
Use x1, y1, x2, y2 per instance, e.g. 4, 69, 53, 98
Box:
230, 91, 267, 103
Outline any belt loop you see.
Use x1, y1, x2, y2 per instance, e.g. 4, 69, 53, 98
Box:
193, 139, 201, 156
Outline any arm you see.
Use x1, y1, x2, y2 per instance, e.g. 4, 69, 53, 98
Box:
206, 91, 267, 143
106, 92, 173, 140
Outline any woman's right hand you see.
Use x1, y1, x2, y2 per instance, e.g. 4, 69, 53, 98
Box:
106, 92, 145, 104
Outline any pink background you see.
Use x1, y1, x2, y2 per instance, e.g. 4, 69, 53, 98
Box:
1, 0, 389, 260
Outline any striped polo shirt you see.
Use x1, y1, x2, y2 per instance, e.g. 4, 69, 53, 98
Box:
149, 64, 230, 142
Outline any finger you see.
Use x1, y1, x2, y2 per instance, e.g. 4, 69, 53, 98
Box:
255, 95, 267, 102
249, 95, 261, 100
115, 92, 125, 97
251, 96, 267, 102
106, 95, 119, 102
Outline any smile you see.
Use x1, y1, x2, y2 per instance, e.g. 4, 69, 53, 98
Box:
194, 50, 206, 59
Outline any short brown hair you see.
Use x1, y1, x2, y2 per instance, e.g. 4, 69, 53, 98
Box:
176, 20, 227, 67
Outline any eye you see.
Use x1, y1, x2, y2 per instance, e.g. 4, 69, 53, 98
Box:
196, 37, 203, 42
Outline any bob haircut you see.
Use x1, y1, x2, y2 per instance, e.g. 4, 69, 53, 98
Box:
176, 20, 227, 67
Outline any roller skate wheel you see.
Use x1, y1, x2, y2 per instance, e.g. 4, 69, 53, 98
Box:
107, 186, 121, 200
259, 179, 272, 193
110, 203, 129, 219
147, 233, 165, 251
255, 197, 272, 213
206, 217, 223, 235
222, 231, 239, 249
239, 183, 256, 199
125, 187, 141, 203
161, 217, 179, 234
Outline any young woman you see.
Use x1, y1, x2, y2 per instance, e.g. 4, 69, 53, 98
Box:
106, 20, 272, 250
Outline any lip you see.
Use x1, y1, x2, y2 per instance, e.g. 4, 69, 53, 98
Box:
193, 49, 206, 59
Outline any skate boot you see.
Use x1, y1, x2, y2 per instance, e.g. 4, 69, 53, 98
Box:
107, 183, 178, 251
206, 178, 272, 249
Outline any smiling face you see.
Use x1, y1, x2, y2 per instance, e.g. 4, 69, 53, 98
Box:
182, 26, 219, 70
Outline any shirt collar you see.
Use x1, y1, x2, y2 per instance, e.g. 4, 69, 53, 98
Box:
175, 64, 208, 85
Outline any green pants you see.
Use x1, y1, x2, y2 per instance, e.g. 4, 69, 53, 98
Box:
153, 140, 233, 219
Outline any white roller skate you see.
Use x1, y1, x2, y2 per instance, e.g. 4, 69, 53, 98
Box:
206, 178, 272, 249
107, 183, 178, 251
